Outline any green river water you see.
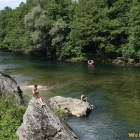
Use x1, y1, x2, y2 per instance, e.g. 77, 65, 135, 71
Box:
0, 52, 140, 140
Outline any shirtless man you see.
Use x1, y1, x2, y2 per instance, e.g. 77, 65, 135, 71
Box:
80, 94, 88, 102
88, 60, 94, 65
32, 85, 45, 107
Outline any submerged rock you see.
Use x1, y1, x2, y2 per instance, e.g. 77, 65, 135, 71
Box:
0, 72, 23, 104
16, 97, 79, 140
49, 96, 94, 117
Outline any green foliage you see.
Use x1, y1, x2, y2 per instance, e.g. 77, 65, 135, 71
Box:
126, 1, 140, 58
50, 19, 67, 46
49, 18, 68, 58
45, 0, 73, 22
24, 5, 49, 54
0, 98, 26, 140
45, 0, 75, 59
53, 107, 67, 123
0, 1, 35, 53
0, 0, 140, 61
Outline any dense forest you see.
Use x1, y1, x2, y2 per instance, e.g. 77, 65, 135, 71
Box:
0, 0, 140, 62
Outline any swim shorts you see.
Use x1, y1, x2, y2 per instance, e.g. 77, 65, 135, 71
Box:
33, 93, 40, 99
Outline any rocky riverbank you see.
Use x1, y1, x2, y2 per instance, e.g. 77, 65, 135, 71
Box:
16, 97, 79, 140
112, 57, 140, 66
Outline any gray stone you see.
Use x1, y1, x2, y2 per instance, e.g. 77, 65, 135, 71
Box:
0, 72, 23, 104
112, 57, 126, 66
49, 96, 94, 117
16, 97, 79, 140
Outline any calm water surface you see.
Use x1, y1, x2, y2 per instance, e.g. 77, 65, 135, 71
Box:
0, 52, 140, 140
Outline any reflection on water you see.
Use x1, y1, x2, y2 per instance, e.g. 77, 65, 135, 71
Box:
0, 52, 140, 140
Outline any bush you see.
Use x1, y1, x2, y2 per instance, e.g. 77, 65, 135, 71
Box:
0, 98, 26, 140
53, 107, 68, 123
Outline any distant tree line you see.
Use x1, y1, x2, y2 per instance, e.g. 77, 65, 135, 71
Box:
0, 0, 140, 62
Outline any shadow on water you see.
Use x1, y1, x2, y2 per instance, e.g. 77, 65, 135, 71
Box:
0, 52, 140, 140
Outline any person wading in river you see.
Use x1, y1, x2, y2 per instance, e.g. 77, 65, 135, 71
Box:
88, 60, 94, 66
32, 84, 45, 108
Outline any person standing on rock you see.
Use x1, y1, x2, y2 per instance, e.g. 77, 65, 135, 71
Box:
32, 85, 45, 107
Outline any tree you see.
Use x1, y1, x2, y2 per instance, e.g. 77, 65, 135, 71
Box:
0, 1, 35, 53
68, 0, 132, 60
49, 19, 67, 58
0, 7, 12, 49
45, 0, 75, 59
24, 4, 49, 55
124, 1, 140, 59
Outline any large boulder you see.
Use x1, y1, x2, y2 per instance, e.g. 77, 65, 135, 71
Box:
49, 96, 94, 117
16, 97, 79, 140
0, 72, 23, 104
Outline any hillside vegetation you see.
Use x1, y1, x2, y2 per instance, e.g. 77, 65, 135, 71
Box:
0, 97, 26, 140
0, 0, 140, 62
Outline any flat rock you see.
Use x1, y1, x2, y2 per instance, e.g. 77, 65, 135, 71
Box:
49, 96, 94, 117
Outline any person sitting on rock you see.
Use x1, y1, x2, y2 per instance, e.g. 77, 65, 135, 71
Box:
80, 94, 88, 102
32, 84, 45, 108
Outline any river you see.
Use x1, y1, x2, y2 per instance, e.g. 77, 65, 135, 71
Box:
0, 52, 140, 140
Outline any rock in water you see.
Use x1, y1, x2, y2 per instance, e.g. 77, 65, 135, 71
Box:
49, 96, 94, 117
0, 72, 23, 104
16, 97, 79, 140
